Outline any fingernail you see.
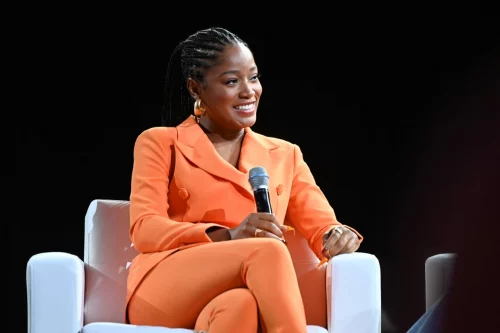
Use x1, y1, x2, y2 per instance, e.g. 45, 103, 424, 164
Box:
285, 225, 295, 235
317, 257, 328, 267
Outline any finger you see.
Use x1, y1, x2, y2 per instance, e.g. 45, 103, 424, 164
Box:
322, 229, 341, 258
340, 225, 356, 236
253, 219, 284, 238
325, 231, 349, 258
340, 235, 360, 254
339, 234, 358, 253
254, 213, 285, 230
249, 213, 284, 236
252, 225, 284, 242
324, 226, 343, 248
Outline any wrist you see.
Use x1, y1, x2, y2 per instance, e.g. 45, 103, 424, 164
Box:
207, 227, 231, 242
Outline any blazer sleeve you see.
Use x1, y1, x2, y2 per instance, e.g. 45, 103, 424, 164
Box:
129, 128, 226, 253
285, 144, 363, 259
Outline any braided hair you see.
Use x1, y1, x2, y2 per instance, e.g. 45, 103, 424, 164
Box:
161, 27, 247, 126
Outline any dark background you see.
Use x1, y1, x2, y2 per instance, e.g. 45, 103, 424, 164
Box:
14, 7, 499, 333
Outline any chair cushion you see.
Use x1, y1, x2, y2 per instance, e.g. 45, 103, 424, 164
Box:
82, 322, 194, 332
82, 322, 328, 333
307, 326, 328, 333
84, 200, 329, 327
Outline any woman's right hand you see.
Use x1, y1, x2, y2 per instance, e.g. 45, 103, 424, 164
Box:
228, 213, 288, 242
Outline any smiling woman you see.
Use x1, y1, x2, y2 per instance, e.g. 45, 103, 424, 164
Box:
188, 44, 261, 130
161, 28, 261, 132
126, 27, 363, 333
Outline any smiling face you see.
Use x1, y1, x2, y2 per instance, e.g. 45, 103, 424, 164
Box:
187, 43, 262, 133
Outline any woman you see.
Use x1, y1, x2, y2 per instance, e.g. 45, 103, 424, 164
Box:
126, 27, 363, 333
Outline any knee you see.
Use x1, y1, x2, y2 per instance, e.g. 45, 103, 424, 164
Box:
227, 288, 257, 314
253, 238, 291, 261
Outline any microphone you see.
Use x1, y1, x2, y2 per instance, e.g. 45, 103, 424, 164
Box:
248, 166, 273, 214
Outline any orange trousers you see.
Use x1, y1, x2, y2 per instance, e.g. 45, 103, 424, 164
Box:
128, 238, 308, 333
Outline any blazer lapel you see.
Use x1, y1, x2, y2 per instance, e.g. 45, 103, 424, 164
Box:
239, 127, 281, 214
174, 117, 280, 204
238, 127, 277, 176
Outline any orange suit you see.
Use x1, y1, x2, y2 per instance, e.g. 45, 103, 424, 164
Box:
126, 116, 362, 332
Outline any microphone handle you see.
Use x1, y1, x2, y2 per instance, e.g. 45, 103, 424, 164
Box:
254, 187, 273, 214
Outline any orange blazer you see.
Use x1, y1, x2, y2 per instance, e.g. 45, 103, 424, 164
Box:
126, 116, 363, 313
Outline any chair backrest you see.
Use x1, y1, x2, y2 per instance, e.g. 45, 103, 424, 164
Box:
425, 253, 457, 311
84, 200, 138, 325
84, 199, 327, 327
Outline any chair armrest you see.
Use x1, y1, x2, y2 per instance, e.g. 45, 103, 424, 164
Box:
425, 253, 456, 311
26, 252, 85, 333
326, 252, 381, 333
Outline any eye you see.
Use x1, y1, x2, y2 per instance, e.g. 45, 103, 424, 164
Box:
225, 79, 238, 85
250, 73, 261, 81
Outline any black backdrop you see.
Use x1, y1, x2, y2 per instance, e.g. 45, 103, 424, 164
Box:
14, 7, 499, 333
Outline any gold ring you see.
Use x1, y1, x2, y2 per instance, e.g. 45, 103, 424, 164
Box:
254, 228, 263, 237
334, 226, 343, 235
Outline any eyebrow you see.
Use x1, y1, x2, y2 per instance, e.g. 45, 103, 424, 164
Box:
218, 66, 258, 77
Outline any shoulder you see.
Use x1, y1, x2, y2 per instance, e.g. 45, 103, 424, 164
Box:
250, 130, 309, 165
250, 130, 297, 152
135, 126, 178, 147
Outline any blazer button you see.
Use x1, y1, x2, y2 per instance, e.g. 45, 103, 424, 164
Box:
276, 184, 284, 196
178, 188, 189, 200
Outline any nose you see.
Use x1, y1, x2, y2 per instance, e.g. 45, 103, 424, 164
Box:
239, 81, 255, 98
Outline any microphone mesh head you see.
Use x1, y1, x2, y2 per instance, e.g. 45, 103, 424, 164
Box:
249, 166, 269, 190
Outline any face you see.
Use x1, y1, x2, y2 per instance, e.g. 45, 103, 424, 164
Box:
188, 43, 262, 132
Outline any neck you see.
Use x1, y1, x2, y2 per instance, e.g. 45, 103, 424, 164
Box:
199, 117, 245, 142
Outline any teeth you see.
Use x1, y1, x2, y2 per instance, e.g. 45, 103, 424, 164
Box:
234, 103, 254, 110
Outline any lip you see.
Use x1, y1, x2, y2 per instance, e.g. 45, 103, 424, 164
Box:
233, 101, 256, 107
233, 102, 256, 114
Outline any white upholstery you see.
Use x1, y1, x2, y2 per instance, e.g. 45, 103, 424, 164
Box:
82, 322, 197, 333
82, 322, 328, 333
26, 252, 85, 333
327, 253, 381, 333
26, 199, 381, 333
84, 200, 136, 325
425, 253, 457, 310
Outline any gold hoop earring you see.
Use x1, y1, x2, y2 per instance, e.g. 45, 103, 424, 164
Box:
193, 99, 206, 120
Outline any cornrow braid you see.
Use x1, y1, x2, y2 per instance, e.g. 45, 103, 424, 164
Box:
161, 27, 247, 126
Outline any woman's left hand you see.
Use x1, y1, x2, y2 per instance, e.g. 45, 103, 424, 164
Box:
321, 225, 360, 259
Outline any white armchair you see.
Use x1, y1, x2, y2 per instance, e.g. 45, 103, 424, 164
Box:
425, 253, 457, 310
26, 199, 381, 333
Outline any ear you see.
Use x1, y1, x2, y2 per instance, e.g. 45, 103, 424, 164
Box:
186, 78, 202, 100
